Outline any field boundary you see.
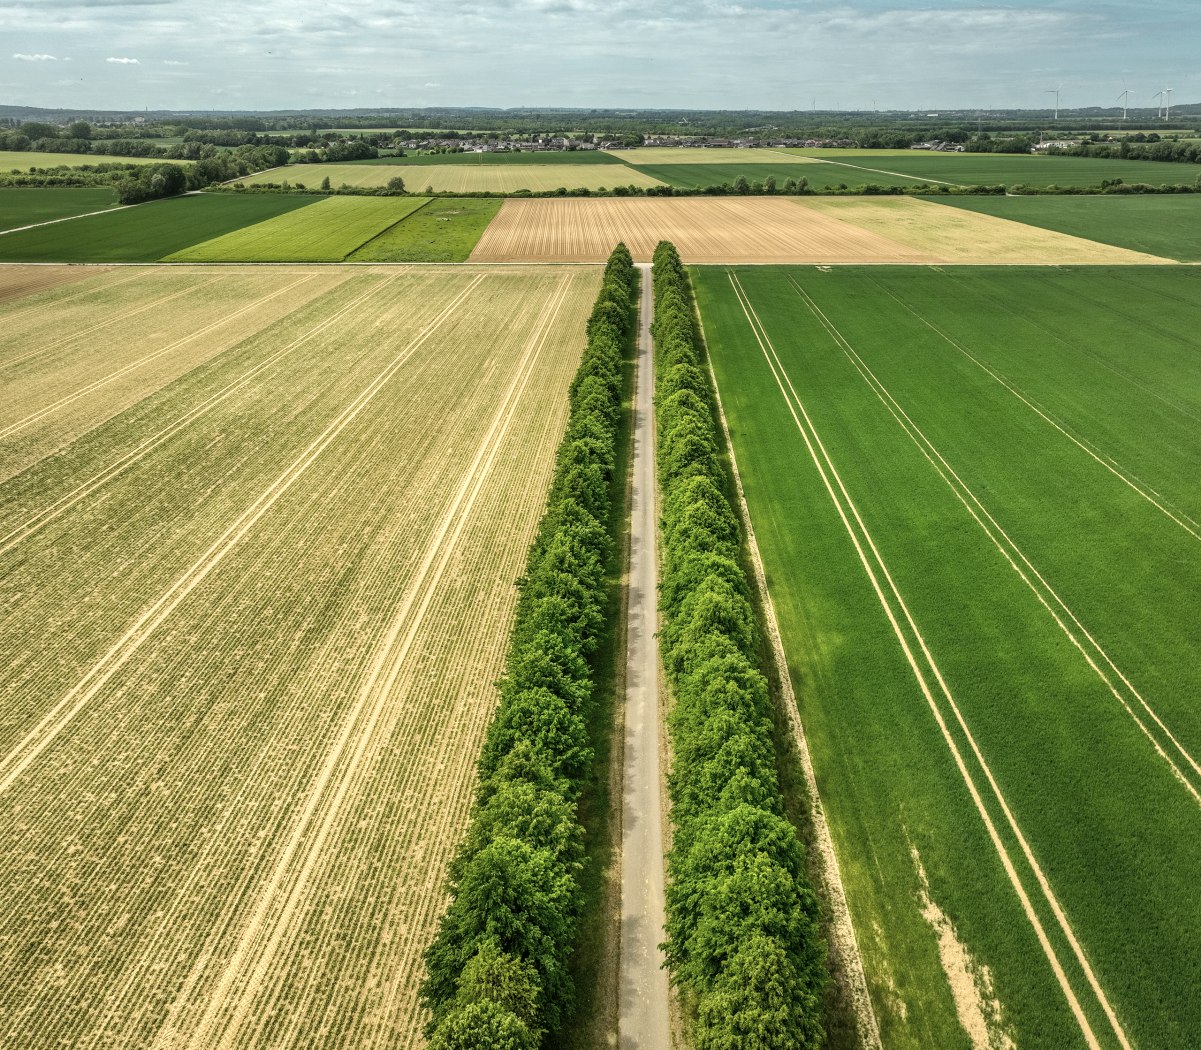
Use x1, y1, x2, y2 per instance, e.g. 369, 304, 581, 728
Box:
343, 196, 434, 257
726, 269, 1132, 1050
699, 297, 882, 1050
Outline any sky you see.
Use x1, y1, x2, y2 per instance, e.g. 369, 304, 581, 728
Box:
2, 0, 1198, 113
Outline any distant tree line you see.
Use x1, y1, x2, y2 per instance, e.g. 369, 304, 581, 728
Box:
418, 246, 638, 1049
652, 241, 828, 1049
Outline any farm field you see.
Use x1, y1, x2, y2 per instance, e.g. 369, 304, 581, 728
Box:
0, 193, 319, 262
349, 198, 501, 262
0, 187, 120, 231
0, 266, 354, 480
0, 150, 173, 170
167, 195, 429, 261
358, 149, 625, 165
797, 196, 1167, 263
775, 149, 1201, 187
468, 196, 1166, 264
237, 162, 664, 192
629, 162, 832, 191
605, 147, 813, 165
0, 262, 599, 1049
930, 193, 1201, 262
696, 263, 1201, 1049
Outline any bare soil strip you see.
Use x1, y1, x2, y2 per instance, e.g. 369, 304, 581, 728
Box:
727, 271, 1131, 1050
0, 274, 482, 796
789, 276, 1201, 803
703, 317, 883, 1050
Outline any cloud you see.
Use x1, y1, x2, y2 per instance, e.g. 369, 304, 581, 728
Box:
424, 81, 440, 87
13, 52, 57, 60
162, 58, 188, 65
106, 55, 139, 63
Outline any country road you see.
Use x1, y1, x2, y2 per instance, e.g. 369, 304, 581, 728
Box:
618, 263, 671, 1049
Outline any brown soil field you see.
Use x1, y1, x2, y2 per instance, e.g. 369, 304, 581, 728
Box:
797, 196, 1172, 264
0, 265, 598, 1049
470, 197, 935, 264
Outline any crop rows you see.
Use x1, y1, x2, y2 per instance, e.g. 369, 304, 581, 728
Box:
695, 263, 1201, 1048
0, 267, 354, 481
0, 266, 598, 1048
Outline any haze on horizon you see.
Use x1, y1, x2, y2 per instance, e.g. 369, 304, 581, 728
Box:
1, 0, 1198, 114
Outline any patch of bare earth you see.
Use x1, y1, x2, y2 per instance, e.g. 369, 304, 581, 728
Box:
0, 265, 110, 304
909, 844, 1015, 1050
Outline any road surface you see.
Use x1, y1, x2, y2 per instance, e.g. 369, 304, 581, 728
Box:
618, 263, 671, 1050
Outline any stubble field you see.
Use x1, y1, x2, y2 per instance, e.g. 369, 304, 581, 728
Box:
469, 196, 1167, 264
697, 263, 1201, 1050
0, 263, 599, 1049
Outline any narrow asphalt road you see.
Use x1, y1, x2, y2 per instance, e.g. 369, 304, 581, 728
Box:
618, 263, 672, 1050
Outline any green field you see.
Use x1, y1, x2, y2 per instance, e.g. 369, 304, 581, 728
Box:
0, 193, 317, 262
778, 150, 1201, 187
349, 198, 500, 262
696, 264, 1201, 1049
629, 152, 1201, 190
0, 187, 119, 232
932, 194, 1201, 261
351, 150, 623, 165
167, 195, 430, 262
0, 150, 177, 170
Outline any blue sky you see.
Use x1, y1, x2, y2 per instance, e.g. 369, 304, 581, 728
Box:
2, 0, 1197, 113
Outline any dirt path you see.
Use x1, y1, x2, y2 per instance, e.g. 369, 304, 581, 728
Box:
618, 264, 672, 1050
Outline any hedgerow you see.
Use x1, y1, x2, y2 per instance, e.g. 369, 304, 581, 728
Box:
420, 244, 637, 1047
652, 240, 828, 1048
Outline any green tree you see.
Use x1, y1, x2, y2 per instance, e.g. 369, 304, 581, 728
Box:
427, 1001, 539, 1050
734, 175, 750, 194
68, 121, 91, 139
321, 174, 331, 191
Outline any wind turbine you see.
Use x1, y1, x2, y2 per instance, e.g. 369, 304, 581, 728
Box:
1116, 87, 1130, 121
1152, 89, 1164, 119
1046, 84, 1062, 120
1165, 88, 1174, 119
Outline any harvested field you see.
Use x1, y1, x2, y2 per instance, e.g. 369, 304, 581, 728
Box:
0, 263, 599, 1049
236, 163, 665, 192
0, 267, 355, 481
166, 196, 429, 262
605, 147, 815, 165
797, 196, 1172, 264
470, 197, 933, 263
471, 197, 1175, 265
